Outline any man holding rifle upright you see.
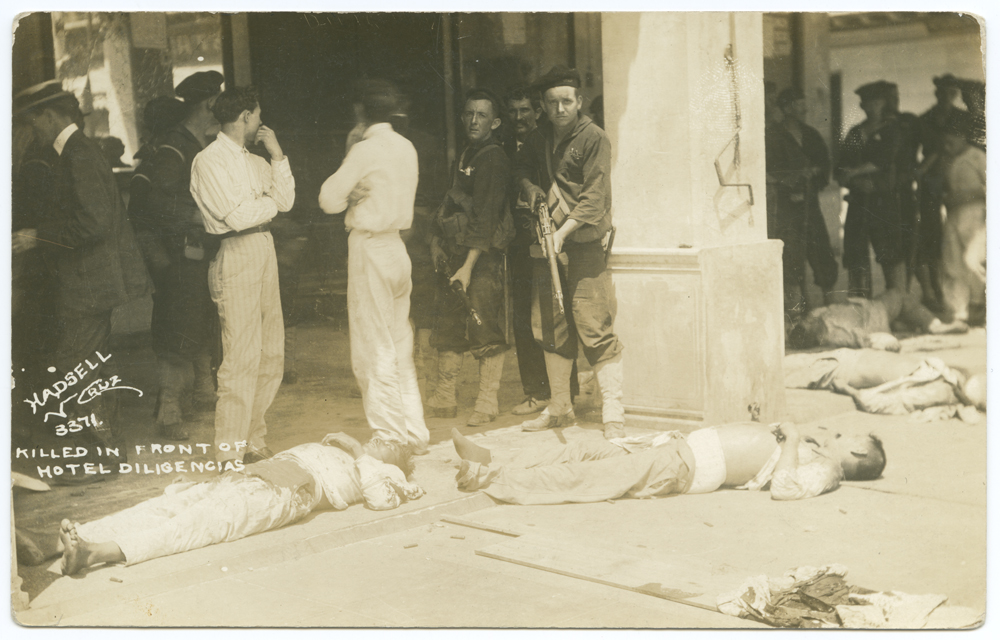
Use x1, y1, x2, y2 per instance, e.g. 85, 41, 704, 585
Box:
515, 66, 626, 440
427, 89, 514, 427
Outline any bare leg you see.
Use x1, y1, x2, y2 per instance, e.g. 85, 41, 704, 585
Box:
59, 519, 125, 575
451, 428, 492, 464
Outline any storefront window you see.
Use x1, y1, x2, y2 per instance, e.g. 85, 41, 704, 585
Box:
51, 12, 223, 165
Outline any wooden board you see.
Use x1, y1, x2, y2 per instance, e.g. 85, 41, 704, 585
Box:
476, 535, 736, 612
440, 516, 523, 537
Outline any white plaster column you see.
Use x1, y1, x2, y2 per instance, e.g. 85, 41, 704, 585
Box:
602, 12, 786, 428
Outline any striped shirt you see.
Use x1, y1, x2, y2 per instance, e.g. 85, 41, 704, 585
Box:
190, 131, 296, 235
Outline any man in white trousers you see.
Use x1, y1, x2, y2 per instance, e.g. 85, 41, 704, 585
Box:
190, 86, 296, 466
319, 80, 430, 454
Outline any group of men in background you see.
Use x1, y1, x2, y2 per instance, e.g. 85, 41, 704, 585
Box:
765, 74, 986, 341
11, 63, 626, 485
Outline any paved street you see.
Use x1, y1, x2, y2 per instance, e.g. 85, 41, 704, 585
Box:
12, 323, 988, 629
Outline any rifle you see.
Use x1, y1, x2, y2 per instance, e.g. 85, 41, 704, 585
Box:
535, 200, 566, 316
435, 257, 483, 326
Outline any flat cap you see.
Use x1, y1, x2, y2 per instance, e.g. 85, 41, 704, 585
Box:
534, 65, 581, 94
855, 80, 894, 102
14, 80, 76, 115
174, 70, 224, 103
933, 73, 959, 89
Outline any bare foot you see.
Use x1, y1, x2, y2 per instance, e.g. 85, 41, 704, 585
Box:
451, 428, 492, 464
59, 519, 90, 576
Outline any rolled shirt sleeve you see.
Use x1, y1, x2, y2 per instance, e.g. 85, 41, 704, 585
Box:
318, 145, 366, 214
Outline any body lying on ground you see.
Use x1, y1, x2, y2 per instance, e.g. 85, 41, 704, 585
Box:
57, 434, 421, 575
451, 423, 885, 505
789, 288, 968, 352
785, 348, 986, 416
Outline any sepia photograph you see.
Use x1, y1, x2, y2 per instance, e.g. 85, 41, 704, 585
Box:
8, 4, 990, 630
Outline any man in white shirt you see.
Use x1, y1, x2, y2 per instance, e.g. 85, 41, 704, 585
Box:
318, 80, 429, 454
451, 422, 885, 504
57, 433, 421, 575
939, 111, 986, 325
190, 86, 296, 466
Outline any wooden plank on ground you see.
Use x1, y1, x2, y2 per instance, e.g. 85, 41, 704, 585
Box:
440, 516, 523, 537
476, 535, 734, 612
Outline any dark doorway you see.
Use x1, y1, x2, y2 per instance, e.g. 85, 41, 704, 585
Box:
247, 12, 448, 211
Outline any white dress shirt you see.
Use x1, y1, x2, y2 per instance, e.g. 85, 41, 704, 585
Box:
53, 122, 79, 156
274, 443, 424, 511
318, 123, 418, 233
190, 131, 296, 235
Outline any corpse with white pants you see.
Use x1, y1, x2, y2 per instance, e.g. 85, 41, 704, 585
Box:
77, 475, 311, 566
209, 232, 284, 461
348, 229, 429, 450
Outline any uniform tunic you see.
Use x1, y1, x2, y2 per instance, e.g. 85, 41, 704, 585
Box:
514, 115, 623, 366
431, 140, 511, 359
131, 123, 218, 360
765, 121, 838, 291
838, 118, 908, 272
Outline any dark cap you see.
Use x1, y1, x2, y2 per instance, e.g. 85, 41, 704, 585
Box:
933, 73, 959, 89
143, 96, 189, 134
777, 86, 804, 108
174, 70, 224, 103
855, 80, 894, 102
14, 80, 76, 116
534, 65, 581, 94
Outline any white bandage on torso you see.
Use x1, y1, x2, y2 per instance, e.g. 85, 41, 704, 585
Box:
685, 428, 728, 494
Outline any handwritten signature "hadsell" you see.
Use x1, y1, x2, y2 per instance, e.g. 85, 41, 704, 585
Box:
22, 351, 142, 423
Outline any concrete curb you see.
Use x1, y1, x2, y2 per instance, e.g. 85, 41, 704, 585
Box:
17, 492, 496, 627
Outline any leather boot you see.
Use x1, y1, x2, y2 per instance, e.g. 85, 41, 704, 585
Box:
192, 354, 217, 411
594, 354, 626, 439
156, 357, 189, 440
283, 324, 298, 384
427, 350, 464, 418
468, 352, 505, 426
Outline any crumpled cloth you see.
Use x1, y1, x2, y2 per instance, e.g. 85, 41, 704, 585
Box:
717, 564, 950, 629
607, 431, 685, 453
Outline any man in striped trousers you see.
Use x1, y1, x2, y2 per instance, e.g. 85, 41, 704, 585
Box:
190, 86, 296, 467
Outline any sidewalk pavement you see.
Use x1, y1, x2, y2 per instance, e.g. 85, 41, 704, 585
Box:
13, 326, 987, 628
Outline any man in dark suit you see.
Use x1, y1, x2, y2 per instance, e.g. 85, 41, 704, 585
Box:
14, 81, 153, 482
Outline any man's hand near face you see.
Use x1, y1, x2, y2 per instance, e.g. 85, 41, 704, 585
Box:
255, 125, 284, 161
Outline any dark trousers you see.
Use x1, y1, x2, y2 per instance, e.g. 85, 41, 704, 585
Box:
774, 193, 839, 292
510, 244, 551, 398
150, 257, 217, 361
430, 247, 508, 359
917, 171, 945, 264
532, 240, 623, 366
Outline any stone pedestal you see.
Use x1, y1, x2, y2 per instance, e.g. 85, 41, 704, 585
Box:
602, 13, 785, 429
